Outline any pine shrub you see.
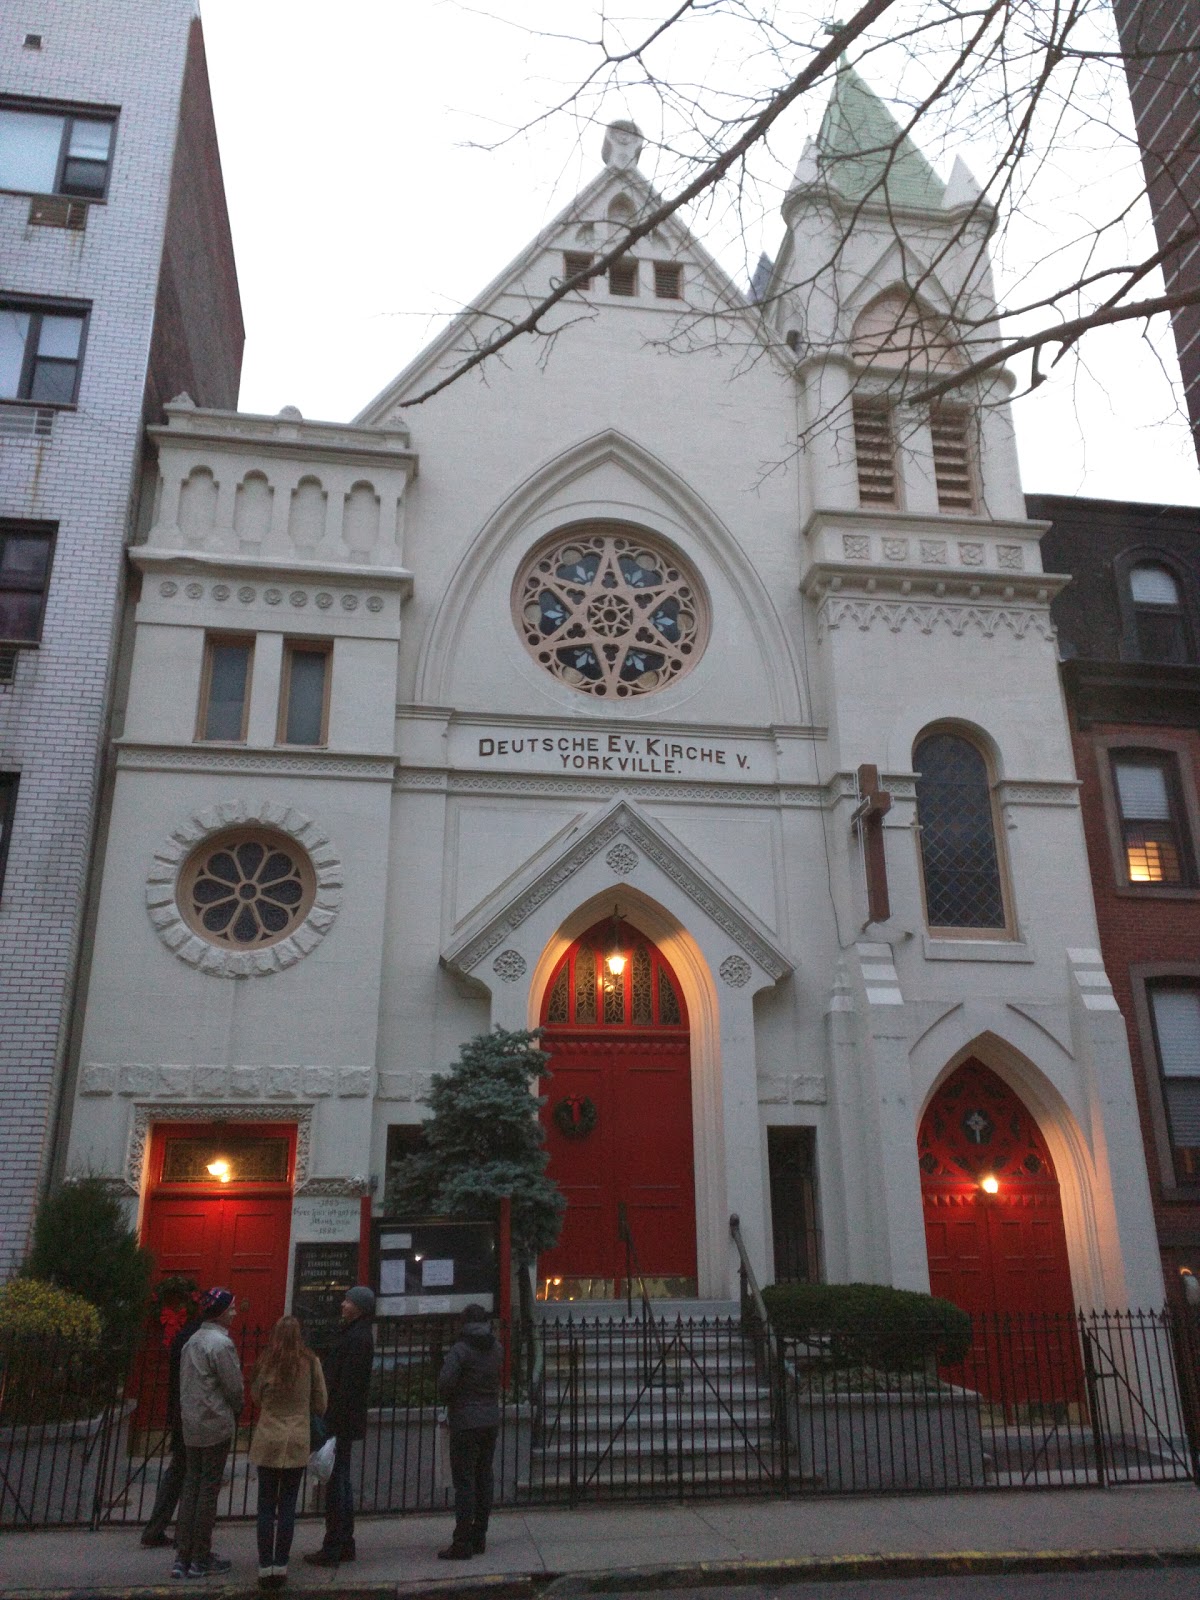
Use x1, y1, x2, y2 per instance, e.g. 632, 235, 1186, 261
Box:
384, 1027, 565, 1266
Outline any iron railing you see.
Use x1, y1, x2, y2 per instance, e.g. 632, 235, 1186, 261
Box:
2, 1306, 1197, 1527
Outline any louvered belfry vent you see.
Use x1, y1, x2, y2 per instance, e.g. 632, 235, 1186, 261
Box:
852, 397, 898, 507
563, 251, 594, 285
931, 406, 976, 512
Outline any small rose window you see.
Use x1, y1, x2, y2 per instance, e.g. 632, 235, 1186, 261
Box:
179, 829, 315, 948
514, 524, 708, 697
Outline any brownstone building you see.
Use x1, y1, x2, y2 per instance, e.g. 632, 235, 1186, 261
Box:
1031, 493, 1200, 1305
1114, 2, 1200, 458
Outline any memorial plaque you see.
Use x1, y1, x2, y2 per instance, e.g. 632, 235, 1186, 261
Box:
292, 1240, 358, 1348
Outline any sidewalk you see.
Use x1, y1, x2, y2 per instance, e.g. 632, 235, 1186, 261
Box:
1, 1485, 1198, 1598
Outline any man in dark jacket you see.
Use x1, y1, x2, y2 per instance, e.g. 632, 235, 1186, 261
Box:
139, 1310, 201, 1547
437, 1304, 502, 1560
304, 1286, 375, 1566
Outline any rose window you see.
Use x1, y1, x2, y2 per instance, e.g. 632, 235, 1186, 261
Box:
514, 526, 708, 697
179, 829, 315, 948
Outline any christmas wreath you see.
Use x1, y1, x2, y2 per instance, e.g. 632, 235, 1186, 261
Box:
553, 1095, 598, 1139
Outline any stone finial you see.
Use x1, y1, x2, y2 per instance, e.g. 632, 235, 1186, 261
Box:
167, 392, 196, 409
602, 120, 643, 170
277, 404, 304, 420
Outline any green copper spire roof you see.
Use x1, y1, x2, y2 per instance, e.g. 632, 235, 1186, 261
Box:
814, 63, 945, 210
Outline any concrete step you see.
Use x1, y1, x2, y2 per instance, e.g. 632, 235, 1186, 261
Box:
534, 1300, 740, 1323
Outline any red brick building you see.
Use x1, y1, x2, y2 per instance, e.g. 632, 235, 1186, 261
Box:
1031, 493, 1200, 1307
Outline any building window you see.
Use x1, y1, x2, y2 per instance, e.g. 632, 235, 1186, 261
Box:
197, 636, 253, 742
653, 261, 683, 299
852, 397, 898, 507
914, 730, 1008, 932
563, 251, 594, 285
514, 523, 709, 698
1129, 562, 1190, 663
1112, 753, 1193, 886
179, 827, 316, 949
930, 405, 977, 513
0, 103, 116, 199
0, 300, 89, 405
278, 642, 330, 745
608, 258, 638, 296
0, 774, 17, 899
767, 1128, 822, 1284
1148, 984, 1200, 1185
0, 523, 55, 644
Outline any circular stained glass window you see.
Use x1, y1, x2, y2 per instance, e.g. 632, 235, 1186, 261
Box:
178, 829, 315, 948
514, 525, 708, 698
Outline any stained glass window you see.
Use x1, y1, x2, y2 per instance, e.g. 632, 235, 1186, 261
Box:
514, 525, 708, 698
546, 964, 569, 1023
915, 732, 1006, 931
542, 920, 687, 1028
179, 829, 314, 948
631, 945, 653, 1025
574, 945, 597, 1023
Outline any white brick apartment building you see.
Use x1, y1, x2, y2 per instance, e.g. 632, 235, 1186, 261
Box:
0, 0, 242, 1271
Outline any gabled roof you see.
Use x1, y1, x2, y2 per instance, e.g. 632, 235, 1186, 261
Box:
811, 62, 945, 211
355, 128, 770, 426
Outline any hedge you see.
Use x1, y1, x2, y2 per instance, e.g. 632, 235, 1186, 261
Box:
762, 1282, 972, 1372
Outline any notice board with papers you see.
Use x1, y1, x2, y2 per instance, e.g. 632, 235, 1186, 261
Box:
372, 1217, 497, 1317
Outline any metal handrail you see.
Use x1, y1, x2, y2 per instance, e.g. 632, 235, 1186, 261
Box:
729, 1212, 779, 1373
617, 1202, 677, 1383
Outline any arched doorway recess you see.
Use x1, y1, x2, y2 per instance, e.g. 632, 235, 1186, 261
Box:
537, 916, 696, 1300
918, 1059, 1075, 1321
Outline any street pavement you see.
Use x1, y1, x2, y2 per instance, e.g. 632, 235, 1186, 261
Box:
581, 1577, 1200, 1600
0, 1485, 1197, 1597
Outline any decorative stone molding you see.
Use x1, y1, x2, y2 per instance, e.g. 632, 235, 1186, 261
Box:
605, 842, 640, 875
996, 544, 1024, 570
817, 596, 1056, 644
919, 539, 948, 563
145, 800, 344, 976
719, 954, 753, 987
84, 1062, 366, 1100
377, 1070, 416, 1101
843, 535, 870, 560
757, 1072, 828, 1104
126, 1102, 314, 1192
445, 799, 791, 981
996, 779, 1080, 807
298, 1175, 372, 1198
118, 743, 395, 782
957, 541, 985, 566
492, 949, 528, 982
882, 538, 909, 561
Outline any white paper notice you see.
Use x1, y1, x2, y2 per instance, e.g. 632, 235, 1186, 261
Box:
380, 1233, 412, 1250
421, 1258, 454, 1288
379, 1258, 406, 1295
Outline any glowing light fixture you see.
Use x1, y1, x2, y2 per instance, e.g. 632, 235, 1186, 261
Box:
605, 906, 626, 976
206, 1158, 232, 1184
980, 1174, 999, 1195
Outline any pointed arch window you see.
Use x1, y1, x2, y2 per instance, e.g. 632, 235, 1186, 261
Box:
914, 730, 1009, 934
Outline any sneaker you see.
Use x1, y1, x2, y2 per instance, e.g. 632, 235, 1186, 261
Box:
171, 1559, 187, 1580
190, 1555, 232, 1577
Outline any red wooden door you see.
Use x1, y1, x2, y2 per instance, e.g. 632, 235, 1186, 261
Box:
919, 1060, 1080, 1403
141, 1123, 295, 1329
537, 920, 696, 1296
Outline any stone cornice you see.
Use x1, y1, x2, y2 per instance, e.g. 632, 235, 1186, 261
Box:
804, 508, 1052, 543
117, 743, 396, 780
130, 548, 414, 595
150, 402, 418, 477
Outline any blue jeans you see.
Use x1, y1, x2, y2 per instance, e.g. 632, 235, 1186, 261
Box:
256, 1466, 303, 1567
322, 1438, 355, 1553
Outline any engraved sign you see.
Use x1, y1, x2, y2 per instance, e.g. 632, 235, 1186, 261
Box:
449, 724, 770, 782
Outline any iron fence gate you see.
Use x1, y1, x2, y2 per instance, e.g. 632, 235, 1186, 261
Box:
1, 1307, 1197, 1527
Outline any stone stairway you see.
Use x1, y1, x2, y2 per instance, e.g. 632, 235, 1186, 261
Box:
526, 1302, 782, 1495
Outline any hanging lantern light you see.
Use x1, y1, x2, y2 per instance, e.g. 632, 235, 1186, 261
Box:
605, 906, 626, 976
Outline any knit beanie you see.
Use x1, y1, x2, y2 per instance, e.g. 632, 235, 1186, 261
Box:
201, 1286, 234, 1319
346, 1285, 375, 1316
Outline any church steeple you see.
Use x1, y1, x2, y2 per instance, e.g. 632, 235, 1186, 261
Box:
801, 61, 945, 210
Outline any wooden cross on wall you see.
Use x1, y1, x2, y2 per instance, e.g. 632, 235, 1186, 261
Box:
852, 763, 892, 924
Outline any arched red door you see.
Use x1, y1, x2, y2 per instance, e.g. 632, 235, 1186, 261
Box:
919, 1060, 1075, 1321
537, 919, 695, 1300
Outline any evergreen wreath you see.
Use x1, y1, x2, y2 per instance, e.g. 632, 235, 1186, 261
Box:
553, 1095, 598, 1139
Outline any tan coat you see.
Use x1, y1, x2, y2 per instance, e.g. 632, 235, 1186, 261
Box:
249, 1353, 328, 1469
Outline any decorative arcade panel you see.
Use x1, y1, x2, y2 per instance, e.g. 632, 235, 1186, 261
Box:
538, 919, 695, 1300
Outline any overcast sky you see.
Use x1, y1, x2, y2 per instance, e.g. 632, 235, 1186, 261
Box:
197, 0, 1200, 508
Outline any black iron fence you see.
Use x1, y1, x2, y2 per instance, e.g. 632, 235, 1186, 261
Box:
2, 1306, 1197, 1527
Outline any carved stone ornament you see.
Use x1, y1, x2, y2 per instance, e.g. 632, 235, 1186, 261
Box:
126, 1101, 313, 1193
719, 954, 753, 987
842, 535, 871, 560
492, 948, 527, 982
145, 800, 343, 977
605, 841, 640, 875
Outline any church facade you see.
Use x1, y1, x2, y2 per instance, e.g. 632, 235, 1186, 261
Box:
61, 79, 1165, 1323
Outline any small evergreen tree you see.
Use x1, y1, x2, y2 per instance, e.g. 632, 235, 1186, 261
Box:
24, 1177, 153, 1367
384, 1028, 565, 1266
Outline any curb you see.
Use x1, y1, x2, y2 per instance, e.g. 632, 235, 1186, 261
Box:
7, 1549, 1200, 1600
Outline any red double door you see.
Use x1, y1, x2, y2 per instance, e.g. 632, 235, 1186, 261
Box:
537, 922, 696, 1296
919, 1060, 1079, 1401
141, 1123, 294, 1330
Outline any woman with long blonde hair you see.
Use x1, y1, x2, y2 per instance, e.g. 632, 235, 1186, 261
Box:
250, 1317, 326, 1589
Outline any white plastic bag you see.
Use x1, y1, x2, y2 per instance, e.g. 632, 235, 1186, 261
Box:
308, 1435, 337, 1483
433, 1411, 453, 1494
